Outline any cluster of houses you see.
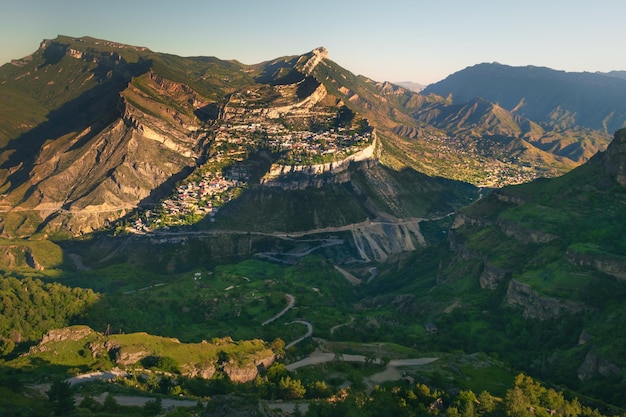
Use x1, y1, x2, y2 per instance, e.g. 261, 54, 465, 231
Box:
423, 133, 550, 187
126, 121, 371, 233
128, 170, 247, 233
216, 122, 372, 162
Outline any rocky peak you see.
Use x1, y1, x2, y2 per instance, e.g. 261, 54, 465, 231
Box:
300, 47, 328, 75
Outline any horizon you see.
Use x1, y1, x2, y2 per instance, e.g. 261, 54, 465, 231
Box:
1, 0, 625, 85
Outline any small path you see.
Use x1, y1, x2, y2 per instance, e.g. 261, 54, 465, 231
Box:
333, 265, 362, 286
286, 349, 438, 375
262, 294, 295, 326
366, 358, 439, 387
330, 316, 354, 335
76, 392, 198, 408
286, 351, 370, 371
123, 283, 166, 295
284, 320, 313, 349
367, 267, 378, 283
67, 369, 127, 386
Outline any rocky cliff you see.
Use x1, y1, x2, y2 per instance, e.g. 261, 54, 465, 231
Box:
505, 279, 587, 320
261, 137, 378, 190
604, 128, 626, 186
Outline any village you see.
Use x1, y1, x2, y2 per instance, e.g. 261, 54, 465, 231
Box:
126, 121, 373, 233
215, 120, 373, 164
421, 133, 553, 187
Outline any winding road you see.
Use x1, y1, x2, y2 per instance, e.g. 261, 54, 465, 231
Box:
284, 320, 313, 349
262, 294, 295, 326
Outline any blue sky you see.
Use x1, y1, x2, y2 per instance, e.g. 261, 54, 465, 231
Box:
1, 0, 624, 85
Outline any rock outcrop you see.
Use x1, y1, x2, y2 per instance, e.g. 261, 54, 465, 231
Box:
496, 219, 559, 244
565, 247, 626, 280
577, 349, 621, 381
350, 218, 425, 262
261, 138, 377, 190
181, 363, 217, 380
479, 263, 510, 289
505, 279, 587, 319
40, 326, 93, 345
604, 128, 626, 186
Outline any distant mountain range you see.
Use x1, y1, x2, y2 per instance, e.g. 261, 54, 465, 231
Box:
392, 81, 425, 92
423, 62, 626, 133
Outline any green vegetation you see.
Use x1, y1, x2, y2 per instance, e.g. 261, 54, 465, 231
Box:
0, 276, 98, 352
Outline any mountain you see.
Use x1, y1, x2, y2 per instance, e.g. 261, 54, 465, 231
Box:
1, 36, 626, 414
603, 70, 626, 80
423, 62, 626, 134
1, 39, 624, 242
432, 128, 626, 402
393, 81, 426, 92
0, 36, 476, 254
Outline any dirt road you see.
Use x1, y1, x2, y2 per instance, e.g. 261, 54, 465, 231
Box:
262, 294, 295, 326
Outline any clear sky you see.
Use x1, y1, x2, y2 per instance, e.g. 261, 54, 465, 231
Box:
1, 0, 624, 85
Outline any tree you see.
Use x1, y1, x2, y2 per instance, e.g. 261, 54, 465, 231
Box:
504, 386, 533, 417
143, 397, 162, 416
278, 376, 306, 399
102, 393, 119, 413
47, 380, 75, 416
270, 338, 286, 356
0, 338, 15, 356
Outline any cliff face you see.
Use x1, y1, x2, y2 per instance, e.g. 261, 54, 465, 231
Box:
261, 138, 377, 190
604, 128, 626, 186
577, 349, 621, 381
22, 97, 201, 235
505, 279, 587, 320
0, 40, 212, 236
565, 248, 626, 280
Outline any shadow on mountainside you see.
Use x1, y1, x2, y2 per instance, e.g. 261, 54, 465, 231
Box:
0, 59, 152, 197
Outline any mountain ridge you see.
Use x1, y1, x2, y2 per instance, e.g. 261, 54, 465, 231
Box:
0, 35, 621, 239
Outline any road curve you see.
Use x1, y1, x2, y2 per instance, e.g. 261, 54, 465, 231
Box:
284, 320, 313, 349
262, 294, 295, 326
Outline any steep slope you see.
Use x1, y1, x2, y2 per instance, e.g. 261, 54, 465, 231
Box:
0, 37, 476, 244
0, 36, 255, 236
310, 62, 611, 186
440, 128, 626, 402
1, 36, 622, 239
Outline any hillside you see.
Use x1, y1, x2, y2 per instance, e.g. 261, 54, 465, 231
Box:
1, 37, 624, 239
430, 128, 626, 404
1, 36, 626, 415
0, 36, 478, 240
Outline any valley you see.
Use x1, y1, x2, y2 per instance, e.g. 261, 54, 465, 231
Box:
0, 35, 625, 417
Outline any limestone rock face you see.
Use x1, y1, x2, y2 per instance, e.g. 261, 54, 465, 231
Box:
505, 279, 587, 319
222, 353, 276, 383
261, 139, 377, 190
181, 363, 217, 380
604, 128, 626, 186
578, 349, 621, 381
565, 248, 626, 280
479, 263, 509, 289
496, 219, 558, 244
40, 326, 93, 345
107, 343, 149, 366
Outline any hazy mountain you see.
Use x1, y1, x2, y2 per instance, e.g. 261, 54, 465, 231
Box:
392, 81, 426, 92
602, 70, 626, 80
423, 62, 626, 133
